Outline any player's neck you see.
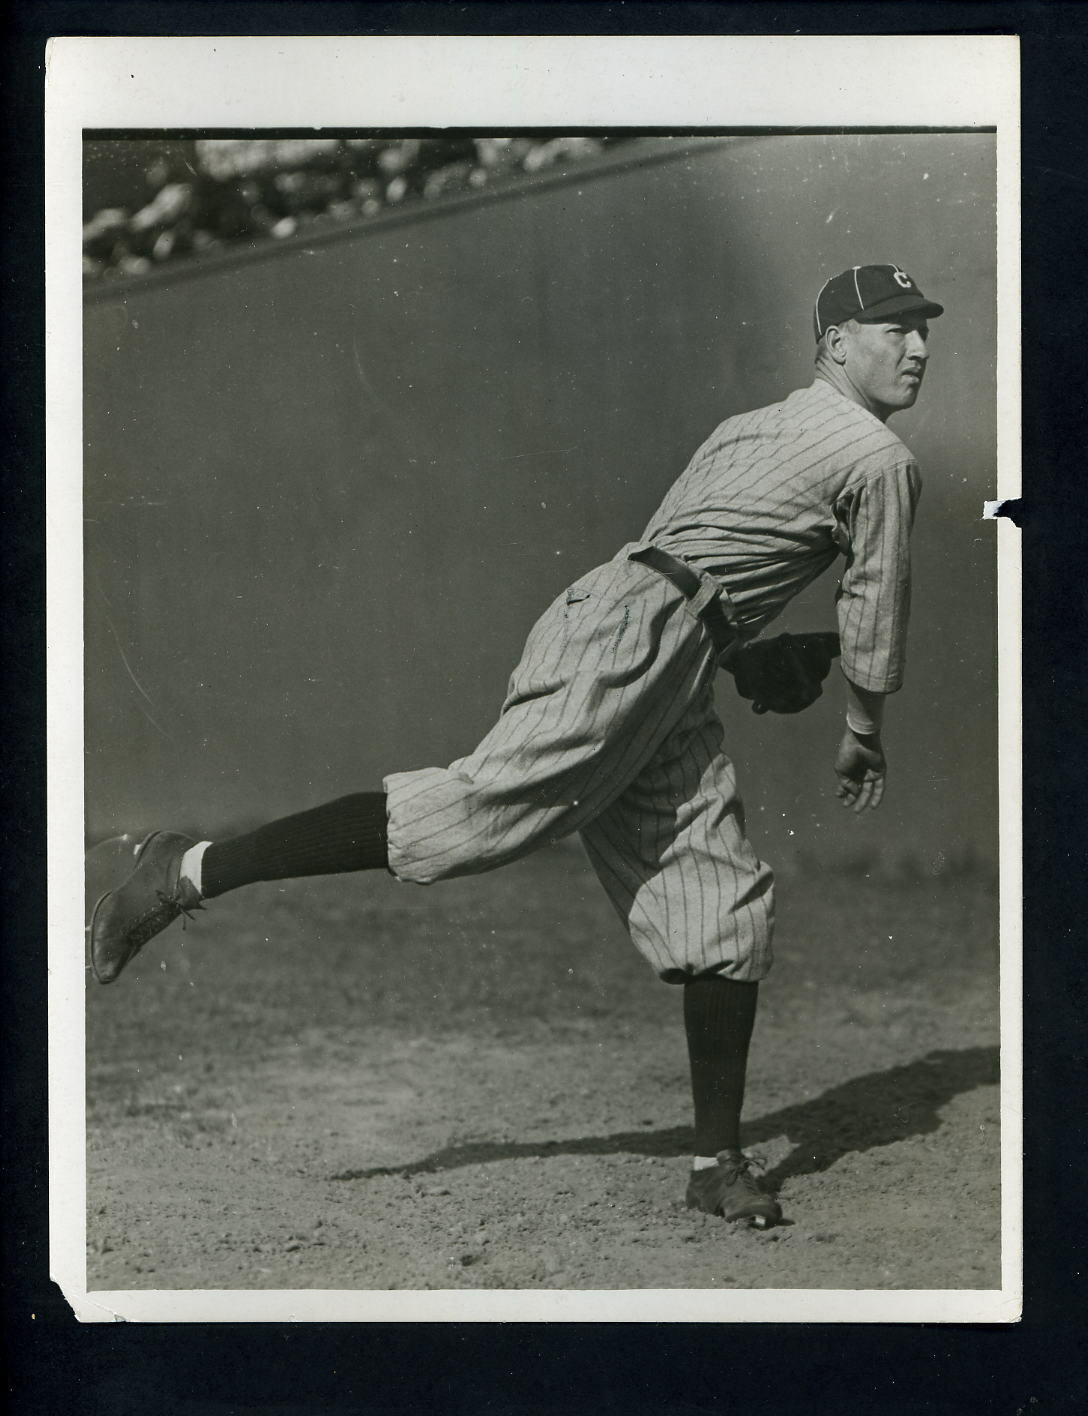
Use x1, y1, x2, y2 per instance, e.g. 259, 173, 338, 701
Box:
813, 366, 892, 424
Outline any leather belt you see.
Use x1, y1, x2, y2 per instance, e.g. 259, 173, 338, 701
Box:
627, 544, 741, 660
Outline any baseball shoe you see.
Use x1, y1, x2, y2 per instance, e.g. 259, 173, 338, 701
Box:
685, 1149, 782, 1229
90, 831, 203, 985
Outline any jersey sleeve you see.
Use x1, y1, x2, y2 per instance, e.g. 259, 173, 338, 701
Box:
833, 460, 921, 694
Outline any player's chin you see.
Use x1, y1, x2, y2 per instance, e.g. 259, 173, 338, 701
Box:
897, 377, 923, 406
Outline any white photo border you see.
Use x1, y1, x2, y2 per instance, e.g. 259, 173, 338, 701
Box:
46, 33, 1022, 1324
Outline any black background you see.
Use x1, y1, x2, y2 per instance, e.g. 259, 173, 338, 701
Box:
4, 4, 1086, 1414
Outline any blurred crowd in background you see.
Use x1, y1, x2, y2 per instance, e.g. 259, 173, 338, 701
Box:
83, 135, 644, 281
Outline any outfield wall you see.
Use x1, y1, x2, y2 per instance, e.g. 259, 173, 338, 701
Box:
83, 134, 999, 876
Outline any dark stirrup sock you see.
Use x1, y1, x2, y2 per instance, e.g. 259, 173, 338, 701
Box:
683, 975, 759, 1156
201, 792, 389, 899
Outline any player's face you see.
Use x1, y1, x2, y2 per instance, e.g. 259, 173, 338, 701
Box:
841, 314, 930, 416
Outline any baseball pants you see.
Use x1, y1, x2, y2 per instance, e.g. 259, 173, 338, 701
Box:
384, 546, 775, 982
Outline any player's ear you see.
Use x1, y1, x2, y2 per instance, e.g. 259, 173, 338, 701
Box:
822, 324, 851, 365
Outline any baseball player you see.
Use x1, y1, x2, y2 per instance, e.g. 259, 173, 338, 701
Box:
91, 264, 942, 1229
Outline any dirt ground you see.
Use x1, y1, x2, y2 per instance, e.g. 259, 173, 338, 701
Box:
85, 844, 1002, 1293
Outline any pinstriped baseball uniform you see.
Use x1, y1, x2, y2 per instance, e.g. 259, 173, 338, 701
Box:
385, 377, 919, 982
644, 379, 920, 694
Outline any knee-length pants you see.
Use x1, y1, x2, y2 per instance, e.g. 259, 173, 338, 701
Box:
384, 547, 775, 982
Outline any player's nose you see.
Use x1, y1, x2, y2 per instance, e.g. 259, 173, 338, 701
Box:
905, 329, 929, 362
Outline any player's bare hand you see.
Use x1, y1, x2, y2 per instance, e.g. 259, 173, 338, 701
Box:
834, 728, 886, 813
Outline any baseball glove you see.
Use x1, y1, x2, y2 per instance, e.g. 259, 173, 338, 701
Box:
725, 632, 841, 714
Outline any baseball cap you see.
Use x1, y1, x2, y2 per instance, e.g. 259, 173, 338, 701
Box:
813, 264, 944, 340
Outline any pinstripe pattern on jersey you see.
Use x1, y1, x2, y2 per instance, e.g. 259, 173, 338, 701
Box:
643, 379, 920, 693
383, 380, 918, 979
384, 552, 772, 978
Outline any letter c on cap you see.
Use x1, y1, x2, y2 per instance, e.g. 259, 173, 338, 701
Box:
892, 268, 913, 289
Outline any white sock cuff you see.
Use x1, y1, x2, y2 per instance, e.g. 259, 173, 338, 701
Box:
180, 840, 212, 897
692, 1155, 720, 1171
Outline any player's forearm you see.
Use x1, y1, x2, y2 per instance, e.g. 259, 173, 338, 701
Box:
844, 678, 886, 737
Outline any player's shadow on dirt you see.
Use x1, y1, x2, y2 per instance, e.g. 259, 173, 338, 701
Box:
332, 1044, 998, 1188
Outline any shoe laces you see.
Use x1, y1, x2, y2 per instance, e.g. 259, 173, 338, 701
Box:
719, 1151, 767, 1190
156, 886, 201, 930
